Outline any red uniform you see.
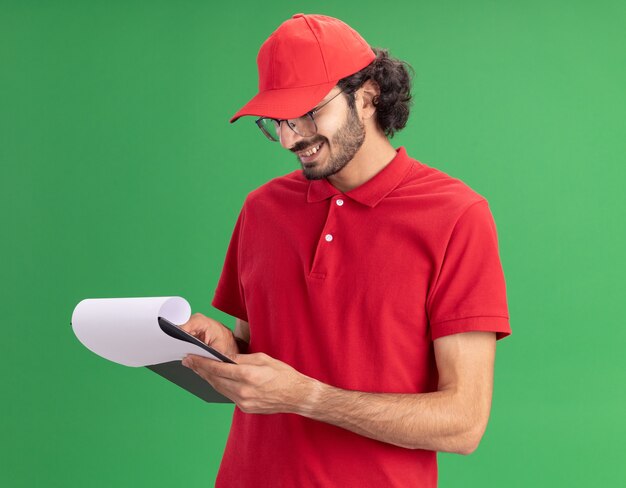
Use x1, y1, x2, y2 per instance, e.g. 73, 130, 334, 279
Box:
212, 147, 511, 487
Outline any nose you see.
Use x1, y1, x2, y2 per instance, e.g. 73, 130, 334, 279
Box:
278, 121, 303, 150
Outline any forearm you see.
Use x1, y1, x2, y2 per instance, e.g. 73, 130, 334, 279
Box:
294, 381, 483, 454
189, 328, 494, 454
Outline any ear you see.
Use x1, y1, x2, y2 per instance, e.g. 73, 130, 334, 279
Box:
357, 79, 381, 120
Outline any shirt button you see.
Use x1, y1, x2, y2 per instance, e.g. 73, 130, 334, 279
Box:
336, 199, 344, 206
325, 234, 333, 242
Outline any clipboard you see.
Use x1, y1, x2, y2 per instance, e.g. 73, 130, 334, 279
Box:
147, 317, 236, 403
71, 296, 236, 404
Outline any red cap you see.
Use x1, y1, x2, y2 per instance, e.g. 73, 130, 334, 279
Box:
230, 13, 376, 123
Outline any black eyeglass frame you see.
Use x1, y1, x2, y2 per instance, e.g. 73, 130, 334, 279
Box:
255, 88, 347, 142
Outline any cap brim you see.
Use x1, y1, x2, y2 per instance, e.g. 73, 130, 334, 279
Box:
230, 81, 337, 123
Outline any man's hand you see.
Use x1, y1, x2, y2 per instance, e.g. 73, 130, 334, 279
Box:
179, 313, 239, 359
181, 330, 496, 454
181, 352, 317, 414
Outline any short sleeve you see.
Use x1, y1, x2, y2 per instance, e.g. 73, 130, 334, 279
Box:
211, 203, 249, 322
426, 199, 511, 341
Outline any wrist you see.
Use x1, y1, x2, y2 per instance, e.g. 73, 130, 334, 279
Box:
294, 377, 326, 417
217, 325, 245, 357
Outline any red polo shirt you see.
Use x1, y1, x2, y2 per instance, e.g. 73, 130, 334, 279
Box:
211, 146, 511, 487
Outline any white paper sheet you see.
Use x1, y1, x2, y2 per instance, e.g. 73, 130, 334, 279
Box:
71, 296, 222, 367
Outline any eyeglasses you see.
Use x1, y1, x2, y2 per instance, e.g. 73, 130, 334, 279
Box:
255, 89, 345, 142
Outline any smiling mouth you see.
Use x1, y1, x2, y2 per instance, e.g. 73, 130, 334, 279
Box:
296, 141, 324, 158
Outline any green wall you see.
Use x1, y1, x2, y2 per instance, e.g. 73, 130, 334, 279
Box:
2, 0, 624, 486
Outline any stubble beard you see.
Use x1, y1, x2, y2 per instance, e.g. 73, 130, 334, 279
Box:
299, 106, 366, 181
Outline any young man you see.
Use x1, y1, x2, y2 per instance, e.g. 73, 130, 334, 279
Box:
181, 13, 511, 487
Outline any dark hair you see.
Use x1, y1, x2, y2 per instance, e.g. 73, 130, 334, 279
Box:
337, 47, 414, 138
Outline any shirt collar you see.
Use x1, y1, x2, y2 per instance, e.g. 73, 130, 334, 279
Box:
306, 146, 414, 208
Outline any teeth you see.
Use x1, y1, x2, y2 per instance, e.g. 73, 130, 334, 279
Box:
301, 143, 322, 157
